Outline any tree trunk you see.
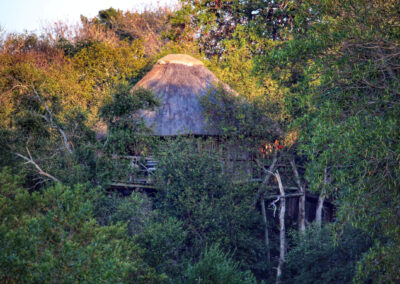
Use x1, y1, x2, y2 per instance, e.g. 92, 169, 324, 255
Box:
275, 170, 286, 284
260, 196, 271, 267
315, 193, 325, 227
316, 167, 328, 227
290, 158, 306, 232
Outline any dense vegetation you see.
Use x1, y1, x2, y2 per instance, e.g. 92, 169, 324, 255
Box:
0, 1, 399, 283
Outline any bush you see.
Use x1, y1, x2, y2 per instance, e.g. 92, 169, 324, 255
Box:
94, 191, 153, 235
184, 244, 257, 284
282, 224, 373, 284
154, 137, 266, 276
94, 190, 189, 281
0, 168, 164, 283
136, 217, 188, 281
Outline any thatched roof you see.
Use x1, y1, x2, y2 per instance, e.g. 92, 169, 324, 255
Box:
133, 54, 233, 136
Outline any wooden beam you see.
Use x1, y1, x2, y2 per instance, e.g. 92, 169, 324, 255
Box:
265, 192, 304, 199
109, 182, 156, 189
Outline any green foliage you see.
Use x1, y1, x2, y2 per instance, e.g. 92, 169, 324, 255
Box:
72, 40, 148, 91
0, 168, 164, 283
137, 217, 188, 281
0, 30, 152, 187
98, 7, 120, 29
94, 191, 153, 233
201, 85, 283, 144
259, 0, 400, 281
94, 191, 188, 281
355, 241, 400, 283
171, 0, 294, 57
154, 137, 267, 277
1, 2, 399, 283
184, 244, 257, 284
100, 84, 159, 155
282, 225, 372, 284
94, 189, 187, 281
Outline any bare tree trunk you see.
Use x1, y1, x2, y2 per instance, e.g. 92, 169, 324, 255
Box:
290, 158, 306, 232
260, 196, 271, 267
315, 167, 328, 227
276, 170, 286, 284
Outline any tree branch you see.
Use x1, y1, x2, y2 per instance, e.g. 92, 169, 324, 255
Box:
15, 147, 61, 183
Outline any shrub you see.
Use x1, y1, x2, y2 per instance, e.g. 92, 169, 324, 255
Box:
282, 224, 372, 284
184, 244, 257, 284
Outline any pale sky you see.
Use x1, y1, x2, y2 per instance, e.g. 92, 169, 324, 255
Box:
0, 0, 177, 34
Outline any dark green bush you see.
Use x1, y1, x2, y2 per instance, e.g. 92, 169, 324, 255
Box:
282, 224, 372, 284
184, 244, 257, 284
154, 137, 267, 277
0, 168, 164, 283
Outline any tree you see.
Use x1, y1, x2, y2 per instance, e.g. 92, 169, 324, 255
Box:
99, 84, 159, 155
282, 224, 372, 284
184, 244, 257, 284
0, 168, 164, 283
154, 137, 268, 278
0, 30, 152, 187
170, 0, 296, 57
259, 0, 400, 281
79, 7, 174, 55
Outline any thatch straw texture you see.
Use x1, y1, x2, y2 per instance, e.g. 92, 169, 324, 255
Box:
133, 54, 232, 136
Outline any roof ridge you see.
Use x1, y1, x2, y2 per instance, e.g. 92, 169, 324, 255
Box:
157, 54, 204, 66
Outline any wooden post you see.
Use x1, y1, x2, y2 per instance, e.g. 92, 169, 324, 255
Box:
255, 155, 277, 272
260, 196, 271, 267
290, 158, 306, 232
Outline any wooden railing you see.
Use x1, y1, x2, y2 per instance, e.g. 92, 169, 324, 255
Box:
110, 155, 157, 189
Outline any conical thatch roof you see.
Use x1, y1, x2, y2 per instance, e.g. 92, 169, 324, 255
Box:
133, 54, 233, 136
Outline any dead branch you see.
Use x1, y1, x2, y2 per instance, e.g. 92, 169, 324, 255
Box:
15, 147, 61, 183
270, 195, 280, 217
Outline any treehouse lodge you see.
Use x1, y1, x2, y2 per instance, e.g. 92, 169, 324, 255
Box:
109, 54, 333, 224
